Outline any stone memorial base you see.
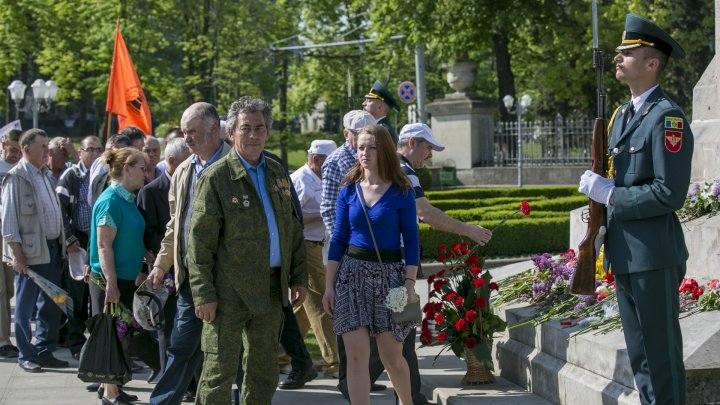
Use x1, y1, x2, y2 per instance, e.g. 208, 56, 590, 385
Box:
488, 260, 720, 405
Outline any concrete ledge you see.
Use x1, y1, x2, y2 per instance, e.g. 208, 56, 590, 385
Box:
491, 260, 720, 405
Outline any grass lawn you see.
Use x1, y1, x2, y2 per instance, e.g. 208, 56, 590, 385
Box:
303, 330, 321, 360
266, 148, 307, 171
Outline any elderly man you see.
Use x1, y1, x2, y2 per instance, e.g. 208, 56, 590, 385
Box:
290, 139, 339, 380
156, 127, 184, 173
47, 137, 76, 186
188, 96, 307, 404
0, 129, 22, 359
1, 129, 67, 372
56, 135, 103, 359
362, 80, 401, 145
147, 103, 232, 405
143, 136, 162, 182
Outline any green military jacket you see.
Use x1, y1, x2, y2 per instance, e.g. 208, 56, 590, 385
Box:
606, 86, 693, 274
187, 150, 307, 313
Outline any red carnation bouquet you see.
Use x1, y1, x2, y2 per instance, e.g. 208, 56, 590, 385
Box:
420, 201, 531, 370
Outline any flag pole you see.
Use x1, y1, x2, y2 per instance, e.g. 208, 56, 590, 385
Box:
106, 112, 112, 143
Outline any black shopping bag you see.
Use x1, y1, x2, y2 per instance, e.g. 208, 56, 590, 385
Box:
77, 312, 132, 385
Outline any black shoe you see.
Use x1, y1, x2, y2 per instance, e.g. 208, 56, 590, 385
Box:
86, 383, 101, 392
101, 396, 135, 405
0, 344, 18, 358
371, 383, 387, 392
278, 366, 318, 389
18, 360, 42, 372
98, 387, 138, 402
71, 352, 81, 360
182, 391, 195, 403
147, 368, 161, 384
35, 355, 69, 368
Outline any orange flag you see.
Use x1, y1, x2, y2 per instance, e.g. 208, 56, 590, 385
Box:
106, 20, 152, 134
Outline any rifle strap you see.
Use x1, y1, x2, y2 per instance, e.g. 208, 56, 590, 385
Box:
606, 105, 623, 179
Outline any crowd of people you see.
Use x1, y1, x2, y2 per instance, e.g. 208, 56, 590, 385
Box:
0, 82, 494, 405
0, 13, 693, 405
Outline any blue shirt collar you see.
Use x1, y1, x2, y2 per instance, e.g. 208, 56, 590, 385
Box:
235, 150, 266, 171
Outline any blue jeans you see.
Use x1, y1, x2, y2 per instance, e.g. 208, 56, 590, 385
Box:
150, 280, 204, 405
14, 240, 62, 363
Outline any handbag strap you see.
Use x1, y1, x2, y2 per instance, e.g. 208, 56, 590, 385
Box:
356, 183, 383, 265
355, 182, 390, 294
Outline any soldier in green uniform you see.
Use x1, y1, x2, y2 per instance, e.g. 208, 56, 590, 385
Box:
578, 14, 693, 405
188, 96, 308, 405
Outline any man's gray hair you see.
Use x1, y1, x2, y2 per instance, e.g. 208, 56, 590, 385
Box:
20, 129, 48, 148
165, 137, 189, 159
226, 96, 272, 132
185, 102, 220, 132
397, 137, 424, 150
49, 137, 65, 151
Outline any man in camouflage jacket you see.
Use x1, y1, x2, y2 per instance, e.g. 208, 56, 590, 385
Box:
188, 96, 307, 405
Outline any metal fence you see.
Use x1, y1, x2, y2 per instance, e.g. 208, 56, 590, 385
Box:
492, 114, 594, 166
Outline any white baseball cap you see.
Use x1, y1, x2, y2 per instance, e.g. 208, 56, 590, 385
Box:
399, 123, 445, 151
308, 140, 337, 156
343, 110, 377, 132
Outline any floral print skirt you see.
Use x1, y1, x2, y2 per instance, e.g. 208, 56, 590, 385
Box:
332, 254, 418, 342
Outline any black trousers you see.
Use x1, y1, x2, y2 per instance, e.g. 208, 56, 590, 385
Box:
615, 265, 686, 405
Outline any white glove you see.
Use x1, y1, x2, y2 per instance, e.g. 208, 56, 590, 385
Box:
578, 170, 615, 205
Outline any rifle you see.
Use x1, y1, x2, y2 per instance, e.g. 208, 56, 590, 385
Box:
572, 0, 608, 295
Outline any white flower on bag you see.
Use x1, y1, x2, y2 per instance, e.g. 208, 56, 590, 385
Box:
385, 287, 408, 312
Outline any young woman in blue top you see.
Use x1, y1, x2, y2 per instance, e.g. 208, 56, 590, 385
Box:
88, 147, 156, 405
323, 124, 419, 405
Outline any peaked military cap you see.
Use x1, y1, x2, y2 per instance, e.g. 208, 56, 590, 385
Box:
365, 80, 401, 112
616, 14, 685, 59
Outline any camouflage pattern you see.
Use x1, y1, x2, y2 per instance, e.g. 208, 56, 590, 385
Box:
188, 151, 307, 404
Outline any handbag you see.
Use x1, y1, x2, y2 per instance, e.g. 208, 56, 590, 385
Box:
356, 183, 422, 324
77, 305, 132, 385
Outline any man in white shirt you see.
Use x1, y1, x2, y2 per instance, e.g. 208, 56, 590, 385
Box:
290, 140, 339, 379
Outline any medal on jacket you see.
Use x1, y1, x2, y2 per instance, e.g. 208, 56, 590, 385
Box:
242, 194, 250, 207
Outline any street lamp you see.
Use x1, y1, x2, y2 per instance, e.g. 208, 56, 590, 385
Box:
7, 79, 59, 129
503, 94, 532, 187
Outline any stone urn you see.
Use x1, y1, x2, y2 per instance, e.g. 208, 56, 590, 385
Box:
445, 61, 477, 97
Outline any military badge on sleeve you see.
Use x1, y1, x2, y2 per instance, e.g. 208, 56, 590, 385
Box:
664, 116, 683, 153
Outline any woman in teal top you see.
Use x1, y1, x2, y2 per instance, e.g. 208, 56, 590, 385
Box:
88, 147, 159, 405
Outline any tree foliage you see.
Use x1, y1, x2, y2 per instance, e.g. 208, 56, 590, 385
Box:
0, 0, 713, 137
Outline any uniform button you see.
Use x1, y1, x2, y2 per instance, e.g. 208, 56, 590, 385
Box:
630, 146, 635, 152
613, 147, 619, 154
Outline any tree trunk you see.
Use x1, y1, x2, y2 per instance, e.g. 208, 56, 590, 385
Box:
493, 30, 515, 121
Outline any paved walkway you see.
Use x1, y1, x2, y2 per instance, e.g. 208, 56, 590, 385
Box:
0, 260, 551, 404
0, 338, 549, 405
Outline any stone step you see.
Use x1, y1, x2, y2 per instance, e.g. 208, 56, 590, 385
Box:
486, 260, 720, 405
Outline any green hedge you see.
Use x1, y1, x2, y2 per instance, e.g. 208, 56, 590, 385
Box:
425, 186, 579, 201
429, 196, 546, 211
443, 209, 567, 222
431, 195, 587, 212
419, 217, 568, 258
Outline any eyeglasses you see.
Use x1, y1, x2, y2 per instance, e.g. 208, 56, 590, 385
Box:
82, 147, 103, 153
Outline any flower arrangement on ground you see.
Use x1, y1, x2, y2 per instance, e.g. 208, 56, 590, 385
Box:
420, 201, 532, 370
679, 180, 720, 221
